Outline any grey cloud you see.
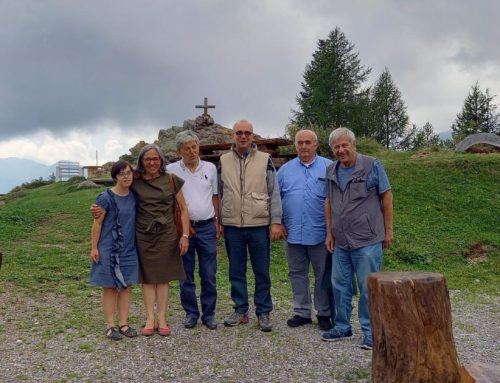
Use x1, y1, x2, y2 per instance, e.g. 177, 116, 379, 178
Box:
0, 0, 307, 139
0, 0, 499, 141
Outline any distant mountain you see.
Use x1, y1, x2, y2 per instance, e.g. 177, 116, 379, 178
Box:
0, 158, 56, 194
438, 130, 453, 141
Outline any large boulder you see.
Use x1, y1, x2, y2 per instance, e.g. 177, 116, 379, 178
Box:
77, 180, 99, 189
455, 133, 500, 152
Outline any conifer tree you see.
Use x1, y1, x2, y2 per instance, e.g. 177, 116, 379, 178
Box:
292, 27, 371, 137
370, 68, 409, 148
412, 122, 440, 150
452, 82, 500, 138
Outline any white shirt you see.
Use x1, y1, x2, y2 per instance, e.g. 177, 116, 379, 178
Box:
166, 159, 217, 221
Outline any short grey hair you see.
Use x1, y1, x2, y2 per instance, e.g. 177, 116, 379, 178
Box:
233, 119, 254, 131
175, 130, 200, 151
295, 129, 318, 143
329, 127, 356, 147
135, 144, 166, 175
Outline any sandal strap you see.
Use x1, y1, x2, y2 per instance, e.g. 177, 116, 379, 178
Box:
119, 324, 137, 337
106, 326, 122, 340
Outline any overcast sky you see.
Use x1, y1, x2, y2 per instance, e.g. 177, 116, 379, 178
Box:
0, 0, 498, 166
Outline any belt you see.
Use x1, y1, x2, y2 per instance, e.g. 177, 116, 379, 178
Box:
190, 217, 214, 226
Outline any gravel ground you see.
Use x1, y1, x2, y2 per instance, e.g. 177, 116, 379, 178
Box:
0, 289, 498, 383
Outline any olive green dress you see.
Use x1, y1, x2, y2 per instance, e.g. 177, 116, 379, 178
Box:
131, 173, 185, 283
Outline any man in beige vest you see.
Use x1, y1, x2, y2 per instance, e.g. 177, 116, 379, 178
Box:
218, 120, 284, 332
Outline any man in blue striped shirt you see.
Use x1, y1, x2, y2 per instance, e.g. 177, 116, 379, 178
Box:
278, 129, 333, 331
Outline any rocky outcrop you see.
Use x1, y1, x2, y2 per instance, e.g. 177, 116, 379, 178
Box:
155, 119, 262, 161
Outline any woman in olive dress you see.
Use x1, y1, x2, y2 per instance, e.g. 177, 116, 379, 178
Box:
131, 144, 190, 336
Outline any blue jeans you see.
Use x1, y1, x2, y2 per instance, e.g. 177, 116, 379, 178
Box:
332, 243, 382, 342
224, 225, 272, 316
180, 221, 217, 323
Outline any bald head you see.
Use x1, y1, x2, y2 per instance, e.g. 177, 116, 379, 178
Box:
295, 129, 318, 164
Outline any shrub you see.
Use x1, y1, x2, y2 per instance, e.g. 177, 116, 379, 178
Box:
390, 244, 433, 265
8, 177, 54, 193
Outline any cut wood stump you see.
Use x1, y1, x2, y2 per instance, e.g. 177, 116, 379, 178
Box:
368, 272, 474, 383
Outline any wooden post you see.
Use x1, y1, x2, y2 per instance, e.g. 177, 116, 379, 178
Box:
368, 272, 474, 383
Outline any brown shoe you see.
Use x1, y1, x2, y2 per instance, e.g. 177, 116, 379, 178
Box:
223, 311, 249, 327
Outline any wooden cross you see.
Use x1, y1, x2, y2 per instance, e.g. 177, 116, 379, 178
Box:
195, 97, 215, 116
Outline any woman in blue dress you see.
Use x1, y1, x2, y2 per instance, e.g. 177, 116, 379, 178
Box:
90, 160, 140, 340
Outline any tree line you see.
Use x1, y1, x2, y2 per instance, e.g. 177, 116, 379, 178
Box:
290, 27, 500, 152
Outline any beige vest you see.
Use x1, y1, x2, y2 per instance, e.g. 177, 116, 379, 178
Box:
220, 148, 270, 227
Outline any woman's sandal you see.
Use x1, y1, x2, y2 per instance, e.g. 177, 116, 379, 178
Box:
105, 326, 123, 341
119, 325, 138, 338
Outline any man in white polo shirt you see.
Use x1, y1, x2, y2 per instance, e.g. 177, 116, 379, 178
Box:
166, 130, 220, 330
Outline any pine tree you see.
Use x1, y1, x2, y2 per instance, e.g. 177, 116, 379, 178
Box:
370, 68, 410, 148
482, 88, 500, 134
412, 122, 440, 150
452, 82, 500, 138
292, 27, 371, 137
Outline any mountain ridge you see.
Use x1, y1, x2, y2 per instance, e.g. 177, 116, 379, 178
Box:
0, 157, 56, 194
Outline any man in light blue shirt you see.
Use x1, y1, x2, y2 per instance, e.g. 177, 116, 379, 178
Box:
278, 129, 333, 331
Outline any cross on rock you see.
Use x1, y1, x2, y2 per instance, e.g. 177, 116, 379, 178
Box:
195, 97, 215, 116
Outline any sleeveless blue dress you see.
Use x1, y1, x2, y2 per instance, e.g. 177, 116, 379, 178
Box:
89, 189, 140, 288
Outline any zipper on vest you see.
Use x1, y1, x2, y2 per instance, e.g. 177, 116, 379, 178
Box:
240, 157, 245, 226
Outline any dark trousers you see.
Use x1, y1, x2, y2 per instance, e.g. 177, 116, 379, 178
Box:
180, 222, 218, 322
224, 225, 272, 316
322, 251, 336, 324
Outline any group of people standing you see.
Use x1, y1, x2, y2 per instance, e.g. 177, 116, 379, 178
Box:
89, 120, 393, 351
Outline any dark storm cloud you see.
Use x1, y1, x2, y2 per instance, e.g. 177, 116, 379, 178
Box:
0, 0, 499, 141
0, 1, 204, 135
0, 0, 310, 140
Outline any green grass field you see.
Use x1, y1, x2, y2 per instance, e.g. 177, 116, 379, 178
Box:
0, 149, 498, 335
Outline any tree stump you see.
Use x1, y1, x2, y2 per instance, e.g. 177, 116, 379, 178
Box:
368, 272, 474, 383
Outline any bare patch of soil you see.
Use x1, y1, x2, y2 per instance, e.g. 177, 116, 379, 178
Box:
467, 145, 500, 154
464, 242, 489, 263
411, 150, 430, 159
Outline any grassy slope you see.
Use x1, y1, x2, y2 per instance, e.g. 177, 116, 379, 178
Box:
384, 153, 499, 295
0, 151, 499, 307
358, 141, 499, 295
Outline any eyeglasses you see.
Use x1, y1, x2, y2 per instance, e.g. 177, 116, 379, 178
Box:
143, 157, 161, 163
296, 140, 314, 146
117, 171, 133, 177
235, 131, 253, 137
